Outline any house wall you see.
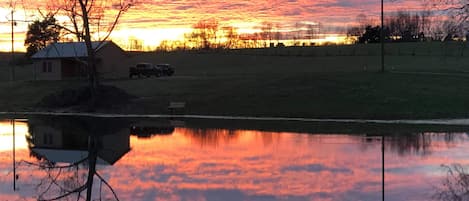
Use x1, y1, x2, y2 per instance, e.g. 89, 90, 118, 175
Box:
99, 129, 131, 164
33, 59, 62, 80
96, 42, 129, 79
31, 125, 64, 148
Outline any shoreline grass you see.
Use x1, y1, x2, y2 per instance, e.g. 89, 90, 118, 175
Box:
2, 44, 469, 119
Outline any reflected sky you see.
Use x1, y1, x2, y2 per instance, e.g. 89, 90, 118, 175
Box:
0, 119, 469, 201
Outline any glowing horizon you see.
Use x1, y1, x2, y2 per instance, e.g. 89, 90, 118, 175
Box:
0, 0, 429, 52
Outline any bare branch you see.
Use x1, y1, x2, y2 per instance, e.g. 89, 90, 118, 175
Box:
95, 172, 120, 201
38, 184, 87, 201
19, 157, 88, 169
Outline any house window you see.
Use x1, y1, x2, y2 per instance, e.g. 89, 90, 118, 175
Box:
47, 62, 52, 72
42, 61, 53, 73
43, 133, 53, 145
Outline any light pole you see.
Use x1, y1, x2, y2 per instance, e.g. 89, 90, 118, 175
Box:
380, 0, 385, 72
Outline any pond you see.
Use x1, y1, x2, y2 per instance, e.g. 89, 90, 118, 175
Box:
0, 116, 468, 201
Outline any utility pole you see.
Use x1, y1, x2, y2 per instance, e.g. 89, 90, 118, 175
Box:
380, 0, 385, 72
12, 119, 16, 191
382, 135, 385, 201
10, 9, 15, 81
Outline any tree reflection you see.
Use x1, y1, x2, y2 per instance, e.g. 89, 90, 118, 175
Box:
130, 125, 175, 138
20, 117, 130, 201
433, 164, 469, 201
361, 133, 460, 156
386, 133, 433, 156
179, 128, 240, 147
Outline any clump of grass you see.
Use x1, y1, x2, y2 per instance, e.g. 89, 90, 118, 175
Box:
37, 85, 135, 111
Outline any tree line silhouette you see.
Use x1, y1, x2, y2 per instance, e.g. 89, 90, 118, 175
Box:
156, 19, 320, 51
348, 10, 469, 44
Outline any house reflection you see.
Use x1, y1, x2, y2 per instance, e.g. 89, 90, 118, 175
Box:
22, 117, 131, 201
27, 117, 131, 165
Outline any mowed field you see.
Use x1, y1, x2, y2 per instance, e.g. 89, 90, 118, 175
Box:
2, 42, 469, 119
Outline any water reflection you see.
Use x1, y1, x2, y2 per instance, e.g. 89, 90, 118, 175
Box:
15, 117, 130, 200
433, 164, 469, 201
130, 124, 175, 138
1, 117, 469, 201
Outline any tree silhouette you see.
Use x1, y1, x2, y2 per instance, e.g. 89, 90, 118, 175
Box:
358, 26, 389, 43
24, 14, 61, 58
222, 26, 239, 49
387, 11, 422, 42
190, 19, 219, 50
42, 0, 134, 104
260, 21, 273, 47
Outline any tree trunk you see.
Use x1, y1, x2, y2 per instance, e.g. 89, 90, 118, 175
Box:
79, 0, 98, 108
86, 135, 98, 201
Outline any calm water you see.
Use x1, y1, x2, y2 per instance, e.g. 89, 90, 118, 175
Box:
0, 117, 468, 201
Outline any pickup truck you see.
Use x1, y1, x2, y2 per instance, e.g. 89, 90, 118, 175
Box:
129, 63, 175, 78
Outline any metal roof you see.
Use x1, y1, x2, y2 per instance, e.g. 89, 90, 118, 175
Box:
31, 41, 110, 59
31, 148, 111, 165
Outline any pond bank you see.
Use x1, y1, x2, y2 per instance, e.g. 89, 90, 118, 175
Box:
3, 111, 469, 126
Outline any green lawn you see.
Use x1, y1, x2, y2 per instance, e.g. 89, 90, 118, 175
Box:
2, 43, 469, 119
102, 71, 469, 119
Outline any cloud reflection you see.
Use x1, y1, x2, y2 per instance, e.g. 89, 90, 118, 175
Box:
2, 119, 469, 201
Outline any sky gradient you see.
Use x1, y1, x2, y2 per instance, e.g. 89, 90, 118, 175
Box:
0, 0, 427, 51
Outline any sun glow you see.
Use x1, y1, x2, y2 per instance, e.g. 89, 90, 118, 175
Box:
110, 27, 191, 50
0, 121, 29, 152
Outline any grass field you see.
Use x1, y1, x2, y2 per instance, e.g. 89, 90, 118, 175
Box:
2, 42, 469, 119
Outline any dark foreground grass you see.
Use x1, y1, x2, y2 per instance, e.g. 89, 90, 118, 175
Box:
1, 70, 469, 119
100, 71, 469, 119
2, 46, 469, 119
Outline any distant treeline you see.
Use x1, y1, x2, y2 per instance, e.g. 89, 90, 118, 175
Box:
129, 19, 321, 52
348, 11, 469, 44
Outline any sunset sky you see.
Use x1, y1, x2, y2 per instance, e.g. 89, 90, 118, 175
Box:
0, 0, 427, 51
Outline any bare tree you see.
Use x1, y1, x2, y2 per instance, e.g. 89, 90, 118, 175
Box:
38, 0, 134, 102
356, 14, 369, 30
260, 21, 273, 47
128, 36, 143, 51
189, 19, 219, 50
274, 23, 282, 45
221, 26, 239, 49
386, 11, 421, 42
307, 23, 316, 44
427, 0, 469, 38
419, 5, 433, 40
293, 22, 302, 46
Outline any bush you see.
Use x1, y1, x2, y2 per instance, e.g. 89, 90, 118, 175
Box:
37, 85, 135, 111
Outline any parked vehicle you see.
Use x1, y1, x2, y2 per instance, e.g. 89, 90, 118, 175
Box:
156, 64, 175, 76
129, 63, 175, 78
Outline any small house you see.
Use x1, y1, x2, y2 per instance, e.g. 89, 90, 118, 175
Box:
31, 41, 128, 80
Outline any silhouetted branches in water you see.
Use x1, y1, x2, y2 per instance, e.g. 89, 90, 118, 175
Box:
433, 164, 469, 201
18, 156, 119, 201
95, 172, 120, 201
19, 157, 89, 169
